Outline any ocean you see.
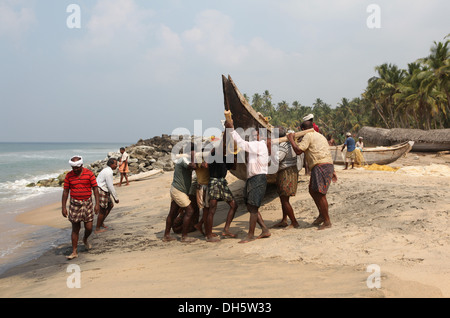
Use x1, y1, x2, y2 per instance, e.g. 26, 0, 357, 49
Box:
0, 142, 127, 275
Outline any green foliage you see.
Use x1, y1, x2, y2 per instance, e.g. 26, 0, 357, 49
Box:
245, 38, 450, 142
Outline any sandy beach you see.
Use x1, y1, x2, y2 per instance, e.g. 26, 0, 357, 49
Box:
0, 151, 449, 298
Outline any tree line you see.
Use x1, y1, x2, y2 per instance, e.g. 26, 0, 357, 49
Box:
245, 37, 450, 144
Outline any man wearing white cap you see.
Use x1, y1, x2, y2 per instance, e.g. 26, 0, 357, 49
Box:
302, 114, 319, 133
62, 156, 100, 259
287, 120, 337, 230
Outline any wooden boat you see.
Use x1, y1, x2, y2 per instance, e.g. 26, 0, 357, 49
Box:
222, 75, 275, 182
221, 75, 415, 173
329, 141, 414, 165
222, 75, 308, 183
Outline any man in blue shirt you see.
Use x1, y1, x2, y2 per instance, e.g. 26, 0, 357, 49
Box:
342, 132, 356, 170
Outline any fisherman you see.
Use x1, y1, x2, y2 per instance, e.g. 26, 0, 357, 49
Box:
272, 127, 300, 229
287, 121, 337, 230
61, 156, 100, 259
303, 114, 320, 133
118, 147, 130, 186
225, 120, 271, 243
191, 151, 210, 235
204, 134, 238, 242
163, 142, 198, 243
95, 158, 119, 233
342, 132, 356, 170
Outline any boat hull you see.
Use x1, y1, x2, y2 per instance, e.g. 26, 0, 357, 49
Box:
330, 141, 414, 165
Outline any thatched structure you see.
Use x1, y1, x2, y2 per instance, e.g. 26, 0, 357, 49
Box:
358, 126, 450, 152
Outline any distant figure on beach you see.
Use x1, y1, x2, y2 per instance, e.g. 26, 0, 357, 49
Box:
163, 142, 198, 243
272, 127, 300, 229
225, 120, 271, 243
118, 147, 130, 186
356, 137, 364, 150
61, 156, 100, 259
342, 133, 356, 170
327, 134, 336, 146
204, 135, 238, 242
95, 158, 119, 233
287, 121, 337, 230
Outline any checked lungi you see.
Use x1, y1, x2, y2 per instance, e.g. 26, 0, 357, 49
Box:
208, 177, 234, 202
309, 163, 334, 194
276, 165, 298, 197
98, 188, 113, 209
69, 197, 94, 223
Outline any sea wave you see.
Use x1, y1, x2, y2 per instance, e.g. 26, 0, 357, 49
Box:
0, 241, 24, 258
0, 174, 63, 205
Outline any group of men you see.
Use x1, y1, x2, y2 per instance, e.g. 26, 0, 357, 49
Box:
163, 135, 240, 243
61, 148, 129, 259
61, 113, 340, 258
163, 113, 338, 244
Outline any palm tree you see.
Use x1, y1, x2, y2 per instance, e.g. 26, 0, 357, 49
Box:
417, 40, 450, 127
364, 63, 406, 128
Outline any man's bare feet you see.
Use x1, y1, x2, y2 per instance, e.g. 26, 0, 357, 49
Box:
206, 236, 220, 242
239, 235, 256, 244
181, 236, 197, 243
83, 239, 92, 250
283, 223, 299, 230
66, 253, 78, 260
257, 230, 271, 239
271, 221, 288, 228
318, 222, 332, 230
312, 216, 325, 225
162, 235, 177, 242
95, 228, 107, 234
221, 231, 236, 238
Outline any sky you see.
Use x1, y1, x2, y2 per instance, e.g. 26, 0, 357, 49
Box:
0, 0, 449, 143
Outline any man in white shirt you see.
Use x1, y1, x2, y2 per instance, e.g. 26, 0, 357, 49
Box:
95, 158, 119, 233
225, 120, 271, 243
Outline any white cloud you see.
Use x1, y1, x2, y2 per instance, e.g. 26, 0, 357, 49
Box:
182, 9, 249, 66
0, 0, 36, 40
143, 24, 184, 82
182, 9, 296, 70
65, 0, 154, 58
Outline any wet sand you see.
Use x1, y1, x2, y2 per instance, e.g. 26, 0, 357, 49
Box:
1, 152, 449, 298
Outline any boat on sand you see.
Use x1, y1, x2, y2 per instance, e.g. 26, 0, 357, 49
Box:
220, 75, 414, 179
329, 141, 414, 166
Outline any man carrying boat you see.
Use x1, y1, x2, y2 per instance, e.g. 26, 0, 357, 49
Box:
224, 120, 271, 243
287, 121, 337, 230
163, 142, 198, 243
272, 127, 300, 229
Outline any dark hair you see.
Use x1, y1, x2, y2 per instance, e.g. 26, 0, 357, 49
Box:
107, 158, 117, 167
277, 126, 286, 138
120, 147, 125, 151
